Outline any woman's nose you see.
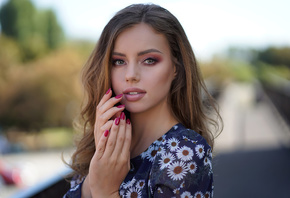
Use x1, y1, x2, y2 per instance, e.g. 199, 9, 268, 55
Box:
125, 63, 140, 82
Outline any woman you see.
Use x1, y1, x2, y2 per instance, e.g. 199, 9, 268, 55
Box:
64, 3, 222, 198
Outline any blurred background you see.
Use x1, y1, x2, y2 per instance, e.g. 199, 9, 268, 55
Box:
0, 0, 289, 197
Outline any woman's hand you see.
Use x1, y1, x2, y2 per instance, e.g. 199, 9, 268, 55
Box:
82, 88, 131, 198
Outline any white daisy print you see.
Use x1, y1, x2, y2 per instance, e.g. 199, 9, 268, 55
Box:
180, 181, 185, 188
129, 178, 136, 188
173, 188, 181, 195
157, 146, 165, 156
204, 191, 211, 198
167, 137, 180, 151
191, 140, 197, 144
157, 187, 163, 194
125, 187, 142, 198
159, 152, 175, 169
183, 136, 189, 142
136, 180, 145, 189
204, 156, 213, 171
121, 180, 130, 189
157, 136, 163, 142
173, 125, 178, 130
204, 156, 210, 166
147, 145, 159, 162
187, 161, 197, 174
181, 191, 193, 198
167, 161, 188, 181
195, 144, 205, 159
141, 148, 149, 159
119, 189, 125, 197
194, 191, 204, 198
177, 146, 194, 161
161, 135, 167, 144
207, 148, 212, 158
119, 189, 125, 196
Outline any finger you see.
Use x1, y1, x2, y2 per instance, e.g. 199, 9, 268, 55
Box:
112, 111, 122, 120
97, 105, 125, 126
112, 112, 126, 155
94, 120, 114, 146
94, 130, 110, 160
103, 117, 120, 157
122, 118, 132, 156
99, 120, 114, 133
96, 94, 124, 116
97, 88, 112, 109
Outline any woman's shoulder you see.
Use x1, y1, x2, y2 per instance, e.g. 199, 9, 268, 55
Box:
148, 123, 214, 196
162, 123, 211, 150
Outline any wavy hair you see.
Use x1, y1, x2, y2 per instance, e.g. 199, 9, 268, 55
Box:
68, 4, 222, 178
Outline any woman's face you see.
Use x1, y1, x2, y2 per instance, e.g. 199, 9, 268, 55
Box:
111, 23, 176, 114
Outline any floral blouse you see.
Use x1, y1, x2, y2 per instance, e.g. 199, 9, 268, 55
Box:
64, 123, 213, 198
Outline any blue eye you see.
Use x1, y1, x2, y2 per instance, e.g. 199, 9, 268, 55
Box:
112, 59, 125, 66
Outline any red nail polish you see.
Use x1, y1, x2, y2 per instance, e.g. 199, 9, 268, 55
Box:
104, 130, 109, 137
117, 104, 125, 108
120, 112, 125, 120
115, 117, 120, 125
115, 94, 123, 99
105, 88, 111, 95
126, 118, 130, 125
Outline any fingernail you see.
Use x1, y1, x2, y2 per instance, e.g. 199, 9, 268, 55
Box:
120, 112, 125, 120
126, 118, 130, 125
105, 88, 111, 95
117, 104, 125, 108
115, 117, 120, 125
104, 130, 109, 137
115, 94, 123, 99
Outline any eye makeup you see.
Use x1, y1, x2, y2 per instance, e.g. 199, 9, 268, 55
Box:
111, 49, 163, 66
112, 58, 126, 66
142, 57, 159, 66
141, 54, 162, 66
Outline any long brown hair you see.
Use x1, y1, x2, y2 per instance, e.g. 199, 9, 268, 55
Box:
68, 4, 222, 178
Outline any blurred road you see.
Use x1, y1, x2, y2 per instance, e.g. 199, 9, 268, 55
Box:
0, 149, 72, 198
213, 82, 290, 198
0, 82, 289, 198
215, 82, 290, 152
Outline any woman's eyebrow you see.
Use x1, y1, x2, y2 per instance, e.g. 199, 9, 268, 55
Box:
112, 49, 163, 57
112, 52, 126, 57
138, 49, 162, 56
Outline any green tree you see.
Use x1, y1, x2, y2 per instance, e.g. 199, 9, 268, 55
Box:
36, 9, 64, 50
0, 0, 64, 61
257, 47, 290, 67
0, 0, 35, 41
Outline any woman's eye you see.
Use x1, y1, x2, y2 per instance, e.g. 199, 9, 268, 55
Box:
144, 58, 157, 65
113, 59, 125, 66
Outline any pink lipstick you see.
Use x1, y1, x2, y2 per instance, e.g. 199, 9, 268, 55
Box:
123, 87, 146, 102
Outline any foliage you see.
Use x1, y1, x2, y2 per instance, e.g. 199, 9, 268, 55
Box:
0, 0, 64, 61
256, 62, 290, 86
0, 35, 21, 79
6, 127, 74, 150
256, 47, 290, 68
0, 45, 90, 131
200, 56, 255, 85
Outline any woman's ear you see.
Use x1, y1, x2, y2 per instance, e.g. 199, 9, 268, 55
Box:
174, 65, 177, 77
172, 57, 178, 78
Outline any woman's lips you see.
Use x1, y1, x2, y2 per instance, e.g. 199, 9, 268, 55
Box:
123, 88, 146, 102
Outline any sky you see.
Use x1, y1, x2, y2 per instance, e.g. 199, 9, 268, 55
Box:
1, 0, 290, 59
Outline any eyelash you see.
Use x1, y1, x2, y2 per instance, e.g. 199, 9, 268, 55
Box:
112, 57, 159, 66
143, 57, 158, 65
112, 59, 125, 66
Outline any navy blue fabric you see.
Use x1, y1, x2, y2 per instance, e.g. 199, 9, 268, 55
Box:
64, 123, 213, 198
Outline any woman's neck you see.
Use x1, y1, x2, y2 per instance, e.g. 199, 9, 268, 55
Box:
129, 101, 178, 158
